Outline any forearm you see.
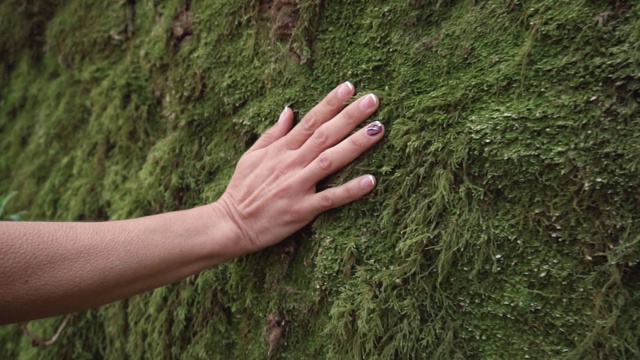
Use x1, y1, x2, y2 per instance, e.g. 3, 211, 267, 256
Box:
0, 203, 239, 324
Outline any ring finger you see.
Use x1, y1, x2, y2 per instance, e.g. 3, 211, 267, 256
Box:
297, 93, 379, 165
301, 120, 385, 184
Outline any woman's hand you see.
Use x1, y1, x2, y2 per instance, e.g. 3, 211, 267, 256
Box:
0, 82, 384, 324
215, 82, 384, 253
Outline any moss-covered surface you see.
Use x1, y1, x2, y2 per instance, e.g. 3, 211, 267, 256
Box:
2, 0, 640, 358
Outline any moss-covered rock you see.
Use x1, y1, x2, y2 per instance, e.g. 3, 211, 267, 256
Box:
2, 0, 640, 358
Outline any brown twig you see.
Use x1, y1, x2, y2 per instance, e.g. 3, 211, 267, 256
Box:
19, 315, 71, 347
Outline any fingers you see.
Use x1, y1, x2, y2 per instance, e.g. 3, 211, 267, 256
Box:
308, 175, 377, 212
249, 106, 294, 151
297, 93, 379, 164
283, 81, 355, 150
301, 121, 385, 183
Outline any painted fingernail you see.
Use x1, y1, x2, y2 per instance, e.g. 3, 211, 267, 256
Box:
360, 93, 378, 110
366, 121, 383, 136
278, 106, 289, 123
361, 175, 376, 189
338, 81, 354, 98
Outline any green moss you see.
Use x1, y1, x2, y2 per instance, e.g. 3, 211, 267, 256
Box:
2, 0, 640, 358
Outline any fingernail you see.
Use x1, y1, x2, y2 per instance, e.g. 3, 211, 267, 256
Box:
360, 93, 378, 110
278, 106, 289, 123
338, 81, 354, 98
360, 175, 376, 189
366, 121, 383, 136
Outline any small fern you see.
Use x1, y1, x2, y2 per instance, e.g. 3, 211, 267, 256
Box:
0, 191, 26, 221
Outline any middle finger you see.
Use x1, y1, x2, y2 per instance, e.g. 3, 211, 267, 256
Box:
296, 93, 379, 165
300, 120, 385, 184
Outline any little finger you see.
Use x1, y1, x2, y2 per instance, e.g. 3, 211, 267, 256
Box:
309, 175, 377, 212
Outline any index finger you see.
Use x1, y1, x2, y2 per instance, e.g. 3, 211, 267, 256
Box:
282, 81, 355, 150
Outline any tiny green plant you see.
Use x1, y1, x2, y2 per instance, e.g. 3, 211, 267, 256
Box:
0, 191, 26, 221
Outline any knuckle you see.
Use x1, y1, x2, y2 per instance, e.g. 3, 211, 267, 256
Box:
324, 93, 341, 108
288, 203, 308, 222
343, 183, 357, 200
348, 134, 364, 149
317, 152, 332, 171
312, 127, 329, 148
275, 164, 290, 178
258, 131, 274, 144
301, 113, 319, 132
319, 192, 335, 208
341, 107, 358, 124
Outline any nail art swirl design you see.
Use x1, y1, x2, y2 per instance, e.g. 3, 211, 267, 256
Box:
366, 121, 383, 136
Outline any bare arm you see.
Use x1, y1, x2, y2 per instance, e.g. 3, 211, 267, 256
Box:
0, 205, 238, 324
0, 82, 384, 324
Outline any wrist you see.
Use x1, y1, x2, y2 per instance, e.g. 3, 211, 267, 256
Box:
205, 199, 255, 260
160, 204, 247, 268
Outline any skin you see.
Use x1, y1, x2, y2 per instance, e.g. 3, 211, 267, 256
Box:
0, 82, 384, 325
